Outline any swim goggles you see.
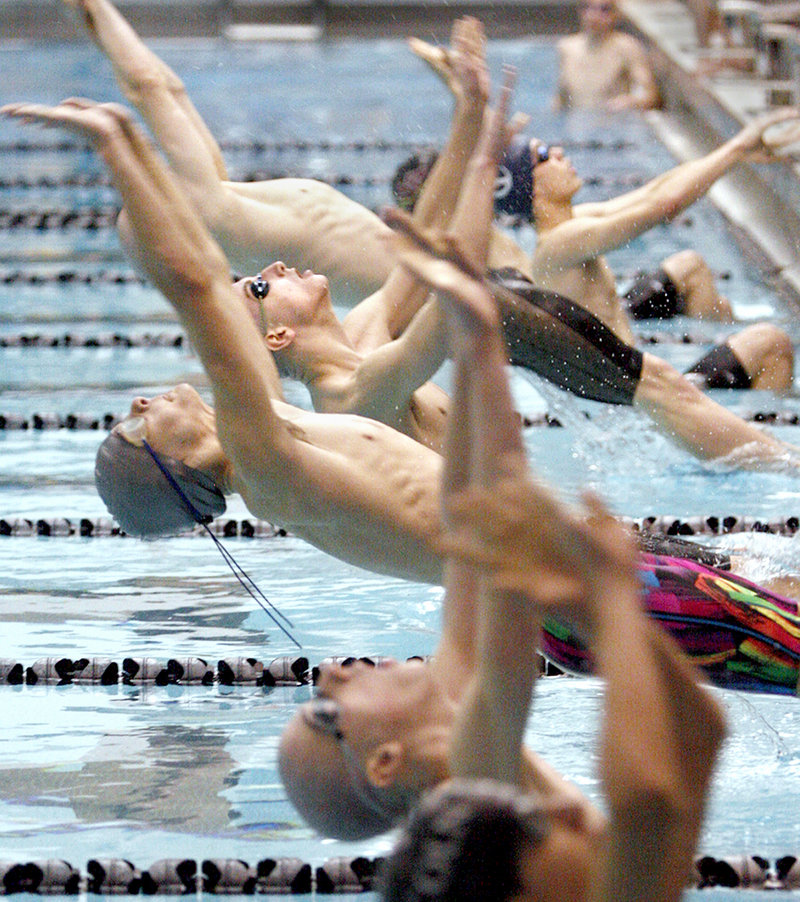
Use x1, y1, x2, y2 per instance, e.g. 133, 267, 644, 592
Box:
532, 143, 550, 167
248, 274, 270, 335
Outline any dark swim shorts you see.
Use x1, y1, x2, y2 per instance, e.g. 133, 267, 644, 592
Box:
623, 268, 685, 321
489, 267, 644, 406
685, 343, 752, 390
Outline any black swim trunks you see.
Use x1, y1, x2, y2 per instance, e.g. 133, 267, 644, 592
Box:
624, 268, 685, 321
685, 343, 752, 390
489, 267, 644, 406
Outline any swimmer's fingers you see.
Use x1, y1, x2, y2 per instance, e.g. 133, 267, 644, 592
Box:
1, 99, 113, 142
408, 37, 457, 92
441, 483, 600, 619
62, 0, 97, 35
739, 107, 800, 154
451, 16, 489, 105
484, 66, 528, 163
382, 206, 485, 280
761, 117, 800, 153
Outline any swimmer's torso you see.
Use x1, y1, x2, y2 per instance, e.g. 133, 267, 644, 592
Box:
224, 178, 393, 308
241, 401, 444, 584
530, 252, 636, 344
557, 32, 643, 109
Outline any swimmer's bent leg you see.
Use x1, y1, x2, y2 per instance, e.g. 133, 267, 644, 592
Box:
685, 343, 752, 390
490, 268, 643, 405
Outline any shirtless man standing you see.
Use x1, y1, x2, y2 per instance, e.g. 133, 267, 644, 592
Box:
554, 0, 660, 112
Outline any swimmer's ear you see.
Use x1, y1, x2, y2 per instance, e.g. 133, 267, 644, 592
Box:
265, 325, 296, 352
365, 741, 404, 789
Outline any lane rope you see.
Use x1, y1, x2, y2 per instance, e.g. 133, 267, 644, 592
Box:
0, 514, 798, 538
0, 852, 795, 893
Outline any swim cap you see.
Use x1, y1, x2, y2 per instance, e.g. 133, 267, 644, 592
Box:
94, 431, 226, 538
494, 138, 533, 221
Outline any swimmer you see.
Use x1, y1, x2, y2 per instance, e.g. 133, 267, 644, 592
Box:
378, 336, 725, 902
5, 69, 798, 601
497, 123, 798, 391
553, 0, 661, 111
0, 70, 528, 588
60, 0, 393, 306
281, 181, 728, 847
57, 5, 519, 453
410, 36, 798, 389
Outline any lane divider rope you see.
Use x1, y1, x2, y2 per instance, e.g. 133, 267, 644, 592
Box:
0, 137, 637, 156
0, 852, 796, 893
0, 653, 562, 688
0, 514, 797, 538
2, 410, 799, 431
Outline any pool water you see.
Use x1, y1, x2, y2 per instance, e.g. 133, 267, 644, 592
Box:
1, 33, 799, 899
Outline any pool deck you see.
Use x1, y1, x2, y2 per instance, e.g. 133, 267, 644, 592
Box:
2, 0, 799, 302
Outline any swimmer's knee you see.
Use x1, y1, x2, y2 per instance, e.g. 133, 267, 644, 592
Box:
730, 322, 793, 363
662, 249, 708, 283
729, 323, 794, 390
663, 250, 733, 321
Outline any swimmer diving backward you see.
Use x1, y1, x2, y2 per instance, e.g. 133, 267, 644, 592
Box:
59, 0, 800, 463
379, 208, 726, 902
3, 78, 798, 686
408, 34, 800, 390
60, 0, 395, 305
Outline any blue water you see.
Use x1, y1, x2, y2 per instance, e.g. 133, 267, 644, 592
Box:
1, 34, 799, 900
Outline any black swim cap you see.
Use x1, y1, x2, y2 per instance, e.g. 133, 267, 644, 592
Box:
494, 138, 533, 221
94, 431, 226, 538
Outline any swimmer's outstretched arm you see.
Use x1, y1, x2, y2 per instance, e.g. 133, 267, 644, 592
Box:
555, 108, 800, 266
410, 238, 728, 897
389, 211, 603, 815
62, 0, 228, 180
342, 16, 491, 349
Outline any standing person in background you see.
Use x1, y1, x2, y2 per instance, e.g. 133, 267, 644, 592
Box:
554, 0, 660, 112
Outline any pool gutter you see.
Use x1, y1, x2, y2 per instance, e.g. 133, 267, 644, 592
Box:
622, 0, 800, 307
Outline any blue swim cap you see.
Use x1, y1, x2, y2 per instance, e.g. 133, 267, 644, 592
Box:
95, 431, 226, 538
494, 138, 533, 221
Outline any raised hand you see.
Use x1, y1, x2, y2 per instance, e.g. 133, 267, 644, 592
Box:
736, 107, 800, 160
409, 16, 488, 105
440, 476, 640, 634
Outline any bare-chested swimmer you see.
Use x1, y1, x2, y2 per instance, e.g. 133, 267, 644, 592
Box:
410, 35, 800, 390
376, 207, 726, 902
554, 0, 660, 111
